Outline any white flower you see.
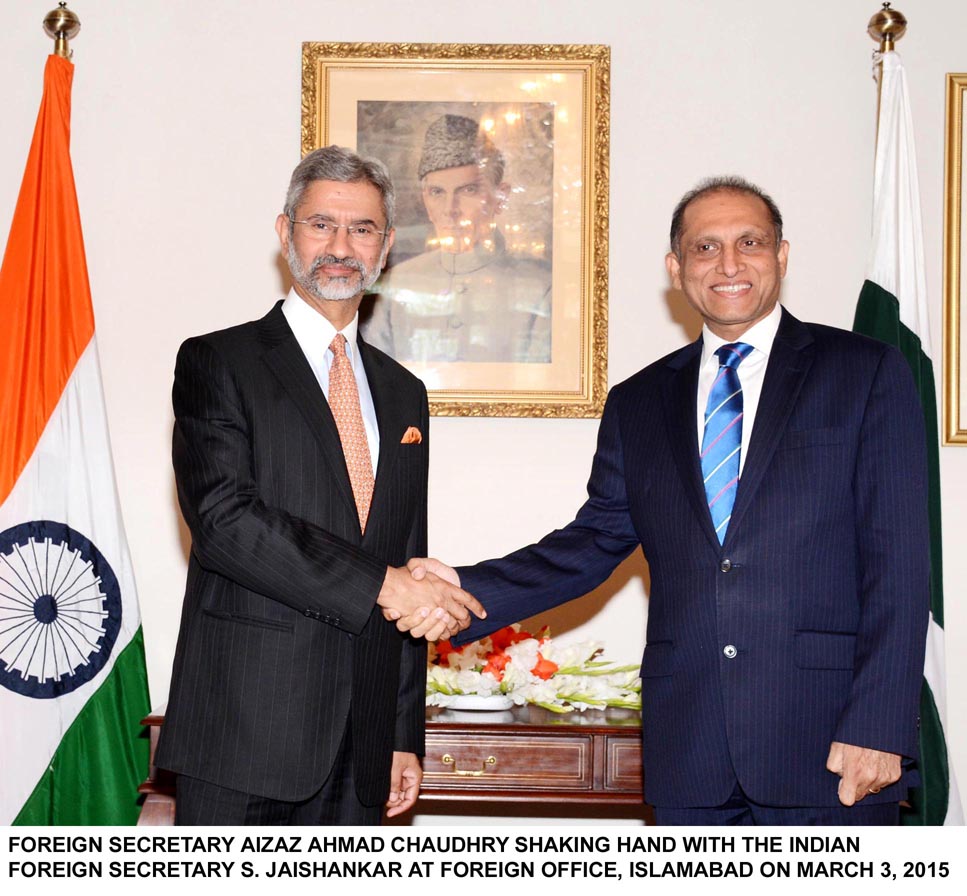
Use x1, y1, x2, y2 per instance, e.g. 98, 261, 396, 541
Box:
426, 624, 641, 712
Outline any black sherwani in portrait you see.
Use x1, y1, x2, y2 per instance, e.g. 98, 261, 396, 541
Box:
155, 301, 428, 806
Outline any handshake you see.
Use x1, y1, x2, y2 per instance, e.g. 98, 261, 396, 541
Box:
376, 559, 483, 641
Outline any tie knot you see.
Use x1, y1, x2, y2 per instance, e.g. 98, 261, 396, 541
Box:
329, 333, 348, 356
716, 342, 753, 370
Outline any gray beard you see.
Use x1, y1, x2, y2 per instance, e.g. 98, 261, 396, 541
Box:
287, 245, 387, 302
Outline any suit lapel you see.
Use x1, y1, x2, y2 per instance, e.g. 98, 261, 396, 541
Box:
725, 308, 815, 544
257, 303, 358, 522
360, 339, 407, 521
662, 340, 722, 551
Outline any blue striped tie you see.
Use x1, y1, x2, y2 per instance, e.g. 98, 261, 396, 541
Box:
701, 342, 753, 543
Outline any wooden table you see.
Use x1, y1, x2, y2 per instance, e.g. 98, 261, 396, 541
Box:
137, 704, 644, 825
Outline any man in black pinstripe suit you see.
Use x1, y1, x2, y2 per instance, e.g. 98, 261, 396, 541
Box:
155, 146, 484, 825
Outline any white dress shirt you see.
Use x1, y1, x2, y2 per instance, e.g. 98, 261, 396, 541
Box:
696, 303, 782, 477
282, 290, 380, 472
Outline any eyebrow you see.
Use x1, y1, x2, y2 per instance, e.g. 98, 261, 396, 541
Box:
304, 212, 380, 227
691, 228, 771, 243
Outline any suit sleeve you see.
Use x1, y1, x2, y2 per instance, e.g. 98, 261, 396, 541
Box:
453, 389, 641, 644
394, 387, 430, 754
172, 336, 388, 635
833, 345, 930, 758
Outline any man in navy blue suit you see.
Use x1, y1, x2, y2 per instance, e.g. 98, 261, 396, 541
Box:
394, 177, 930, 825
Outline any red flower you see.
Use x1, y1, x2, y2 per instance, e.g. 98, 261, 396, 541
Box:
482, 651, 512, 682
531, 653, 559, 680
435, 640, 464, 665
489, 626, 533, 652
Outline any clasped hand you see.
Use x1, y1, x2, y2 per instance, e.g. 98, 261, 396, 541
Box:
377, 560, 483, 641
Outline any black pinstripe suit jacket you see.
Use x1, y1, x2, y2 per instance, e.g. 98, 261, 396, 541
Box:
155, 301, 428, 805
454, 308, 930, 809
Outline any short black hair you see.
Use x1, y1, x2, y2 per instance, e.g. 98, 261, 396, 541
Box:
669, 176, 783, 257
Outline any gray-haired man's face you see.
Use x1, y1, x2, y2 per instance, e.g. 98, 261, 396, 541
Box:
277, 179, 393, 303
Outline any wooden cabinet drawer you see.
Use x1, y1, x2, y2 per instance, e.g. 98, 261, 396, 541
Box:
605, 735, 643, 791
424, 733, 593, 791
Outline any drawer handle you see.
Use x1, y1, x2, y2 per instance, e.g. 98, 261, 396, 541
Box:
441, 753, 497, 776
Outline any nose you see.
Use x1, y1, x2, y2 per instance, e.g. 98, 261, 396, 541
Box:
329, 223, 353, 255
717, 244, 743, 277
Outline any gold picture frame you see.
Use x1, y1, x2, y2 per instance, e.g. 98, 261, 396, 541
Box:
301, 43, 609, 417
944, 73, 967, 444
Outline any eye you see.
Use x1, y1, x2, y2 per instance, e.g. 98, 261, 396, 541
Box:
309, 218, 333, 234
426, 187, 445, 198
696, 242, 718, 255
350, 225, 376, 238
459, 184, 480, 196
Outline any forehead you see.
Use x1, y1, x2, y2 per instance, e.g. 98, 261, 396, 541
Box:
681, 190, 774, 239
296, 178, 384, 221
422, 164, 491, 191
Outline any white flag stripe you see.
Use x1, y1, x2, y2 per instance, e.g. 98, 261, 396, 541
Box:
924, 613, 964, 824
868, 52, 932, 359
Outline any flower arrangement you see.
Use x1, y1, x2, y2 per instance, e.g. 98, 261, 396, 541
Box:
426, 624, 641, 713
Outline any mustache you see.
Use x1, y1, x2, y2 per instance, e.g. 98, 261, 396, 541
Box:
309, 255, 366, 276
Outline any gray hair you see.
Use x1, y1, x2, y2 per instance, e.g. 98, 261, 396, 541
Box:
669, 175, 783, 257
283, 145, 396, 231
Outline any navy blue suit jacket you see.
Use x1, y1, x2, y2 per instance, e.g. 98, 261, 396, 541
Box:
455, 309, 929, 809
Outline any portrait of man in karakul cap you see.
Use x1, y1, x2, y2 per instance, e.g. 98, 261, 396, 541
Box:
361, 113, 552, 365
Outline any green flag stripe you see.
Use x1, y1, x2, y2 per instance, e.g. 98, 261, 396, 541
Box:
854, 279, 949, 824
853, 280, 944, 627
13, 627, 151, 825
902, 680, 950, 825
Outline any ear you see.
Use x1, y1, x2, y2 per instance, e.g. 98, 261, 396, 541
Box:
665, 251, 683, 290
275, 214, 291, 254
381, 228, 396, 269
776, 240, 790, 278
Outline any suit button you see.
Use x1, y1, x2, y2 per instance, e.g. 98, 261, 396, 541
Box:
723, 645, 737, 659
720, 559, 732, 572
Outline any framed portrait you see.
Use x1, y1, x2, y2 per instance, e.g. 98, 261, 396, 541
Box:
944, 73, 967, 444
302, 43, 609, 417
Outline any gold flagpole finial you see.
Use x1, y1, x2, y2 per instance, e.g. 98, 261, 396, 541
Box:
43, 3, 80, 59
868, 2, 907, 53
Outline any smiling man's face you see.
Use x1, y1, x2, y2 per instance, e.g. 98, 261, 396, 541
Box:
666, 189, 789, 340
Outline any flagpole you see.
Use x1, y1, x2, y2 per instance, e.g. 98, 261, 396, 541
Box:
43, 2, 80, 58
868, 2, 907, 138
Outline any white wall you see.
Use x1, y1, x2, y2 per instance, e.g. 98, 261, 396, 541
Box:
1, 0, 964, 822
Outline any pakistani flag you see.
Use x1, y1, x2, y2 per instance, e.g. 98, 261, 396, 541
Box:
0, 55, 150, 824
853, 50, 964, 825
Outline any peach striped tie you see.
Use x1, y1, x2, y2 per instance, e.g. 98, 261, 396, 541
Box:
328, 334, 374, 532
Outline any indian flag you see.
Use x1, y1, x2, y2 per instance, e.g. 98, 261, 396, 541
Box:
853, 49, 964, 825
0, 55, 149, 824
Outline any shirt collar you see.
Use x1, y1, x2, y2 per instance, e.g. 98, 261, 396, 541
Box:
700, 302, 783, 367
282, 289, 362, 369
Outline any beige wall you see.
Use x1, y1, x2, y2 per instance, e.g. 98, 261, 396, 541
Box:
1, 0, 964, 821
